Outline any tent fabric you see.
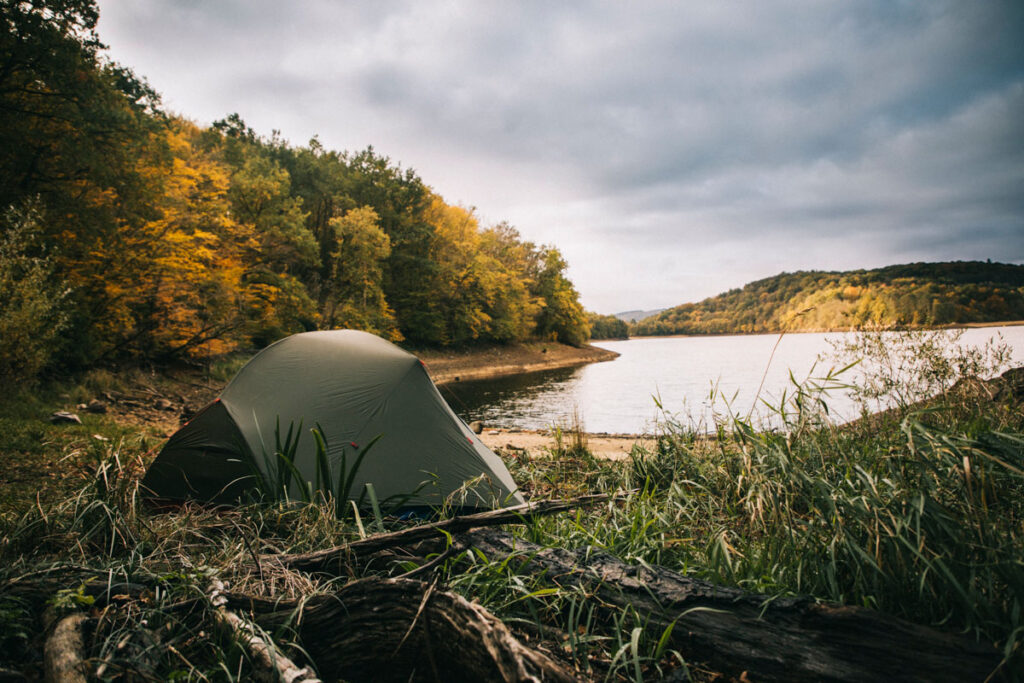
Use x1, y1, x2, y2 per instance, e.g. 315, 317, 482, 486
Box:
142, 330, 524, 509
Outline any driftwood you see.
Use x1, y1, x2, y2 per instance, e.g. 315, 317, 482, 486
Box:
208, 580, 321, 683
231, 576, 579, 683
268, 493, 622, 574
455, 528, 1003, 683
43, 612, 89, 683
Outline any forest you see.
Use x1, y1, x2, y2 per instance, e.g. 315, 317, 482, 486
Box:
0, 1, 591, 385
633, 261, 1024, 336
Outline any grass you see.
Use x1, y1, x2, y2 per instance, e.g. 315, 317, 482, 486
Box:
0, 331, 1022, 680
0, 376, 157, 514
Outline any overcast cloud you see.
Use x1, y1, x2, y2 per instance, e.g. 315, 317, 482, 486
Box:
96, 1, 1024, 313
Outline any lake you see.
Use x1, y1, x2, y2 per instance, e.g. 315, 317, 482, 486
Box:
440, 327, 1024, 434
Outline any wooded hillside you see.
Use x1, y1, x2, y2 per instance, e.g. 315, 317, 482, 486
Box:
633, 261, 1024, 336
0, 1, 591, 385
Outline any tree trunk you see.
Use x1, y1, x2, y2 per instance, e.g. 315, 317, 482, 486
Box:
456, 528, 1003, 683
233, 576, 580, 683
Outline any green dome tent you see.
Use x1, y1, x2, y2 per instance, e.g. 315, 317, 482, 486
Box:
142, 330, 524, 509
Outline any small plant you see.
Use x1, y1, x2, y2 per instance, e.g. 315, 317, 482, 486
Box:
236, 417, 425, 520
549, 407, 593, 461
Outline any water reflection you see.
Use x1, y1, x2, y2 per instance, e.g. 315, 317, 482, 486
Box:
439, 327, 1024, 435
440, 366, 621, 433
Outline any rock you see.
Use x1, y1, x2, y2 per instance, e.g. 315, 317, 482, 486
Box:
154, 398, 174, 411
488, 430, 500, 435
49, 411, 82, 425
86, 399, 107, 414
469, 420, 484, 434
76, 403, 88, 410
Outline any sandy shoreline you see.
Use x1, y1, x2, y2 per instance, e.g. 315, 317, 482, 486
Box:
416, 341, 619, 385
477, 427, 651, 460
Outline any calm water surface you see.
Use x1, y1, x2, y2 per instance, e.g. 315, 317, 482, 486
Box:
441, 327, 1024, 434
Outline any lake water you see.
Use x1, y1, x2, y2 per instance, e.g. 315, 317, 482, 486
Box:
440, 327, 1024, 434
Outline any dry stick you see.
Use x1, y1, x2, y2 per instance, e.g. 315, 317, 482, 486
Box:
268, 492, 625, 574
208, 579, 321, 683
393, 576, 438, 655
44, 612, 89, 683
747, 308, 813, 421
393, 542, 462, 580
748, 329, 787, 421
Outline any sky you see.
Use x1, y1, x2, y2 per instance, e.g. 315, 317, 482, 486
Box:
95, 1, 1024, 315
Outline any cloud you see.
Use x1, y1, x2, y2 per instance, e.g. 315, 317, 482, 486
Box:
96, 0, 1024, 312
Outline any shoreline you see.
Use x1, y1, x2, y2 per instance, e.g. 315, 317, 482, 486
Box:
478, 427, 649, 460
417, 342, 619, 385
627, 319, 1024, 341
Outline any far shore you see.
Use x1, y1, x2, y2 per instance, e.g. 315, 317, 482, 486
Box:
627, 319, 1024, 340
416, 341, 619, 386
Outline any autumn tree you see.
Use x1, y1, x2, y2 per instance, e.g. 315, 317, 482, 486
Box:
0, 3, 599, 378
220, 143, 317, 345
324, 206, 399, 338
533, 247, 590, 346
477, 223, 542, 343
125, 120, 258, 358
0, 0, 167, 366
343, 148, 442, 344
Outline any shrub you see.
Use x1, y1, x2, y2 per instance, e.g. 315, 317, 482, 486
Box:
0, 202, 69, 384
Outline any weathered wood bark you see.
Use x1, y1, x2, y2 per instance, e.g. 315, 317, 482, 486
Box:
231, 576, 580, 683
268, 493, 622, 574
457, 528, 1004, 683
208, 580, 321, 683
43, 612, 89, 683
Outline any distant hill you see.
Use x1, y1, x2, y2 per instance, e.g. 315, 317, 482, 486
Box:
615, 308, 666, 323
632, 261, 1024, 336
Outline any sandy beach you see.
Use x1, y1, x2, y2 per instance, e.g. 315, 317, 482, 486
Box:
478, 427, 650, 460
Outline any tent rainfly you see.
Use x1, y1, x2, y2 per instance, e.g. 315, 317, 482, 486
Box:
142, 330, 524, 509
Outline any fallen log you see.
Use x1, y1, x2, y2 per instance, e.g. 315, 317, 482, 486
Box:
268, 493, 622, 574
456, 528, 1004, 683
44, 612, 89, 683
231, 576, 580, 683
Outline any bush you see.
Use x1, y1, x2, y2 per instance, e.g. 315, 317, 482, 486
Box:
0, 203, 69, 384
825, 327, 1011, 413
